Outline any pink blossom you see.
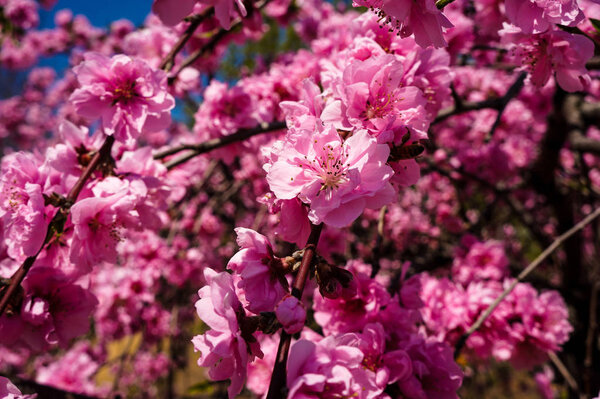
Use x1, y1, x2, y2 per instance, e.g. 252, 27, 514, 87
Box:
534, 365, 556, 399
501, 27, 595, 92
152, 0, 247, 30
321, 54, 429, 143
275, 295, 306, 334
0, 152, 49, 261
505, 0, 584, 34
286, 336, 370, 398
314, 260, 391, 334
352, 0, 453, 48
4, 0, 39, 30
266, 124, 395, 228
69, 53, 174, 145
337, 323, 412, 390
0, 267, 97, 352
227, 227, 289, 313
396, 334, 463, 399
0, 377, 33, 399
192, 269, 263, 399
69, 177, 139, 271
452, 239, 509, 284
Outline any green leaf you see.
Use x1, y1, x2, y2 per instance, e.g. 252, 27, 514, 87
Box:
590, 18, 600, 34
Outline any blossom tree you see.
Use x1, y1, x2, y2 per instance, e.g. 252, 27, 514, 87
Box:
1, 0, 600, 398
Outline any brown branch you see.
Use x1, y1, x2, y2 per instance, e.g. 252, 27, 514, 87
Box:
570, 131, 600, 155
11, 378, 100, 399
168, 0, 268, 84
0, 136, 115, 317
454, 206, 600, 358
266, 223, 323, 399
433, 72, 527, 126
159, 9, 214, 72
160, 121, 286, 169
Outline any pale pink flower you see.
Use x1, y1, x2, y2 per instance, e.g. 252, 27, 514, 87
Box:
69, 178, 139, 271
322, 54, 429, 143
352, 0, 453, 48
286, 336, 369, 398
0, 377, 34, 399
501, 26, 595, 92
0, 152, 49, 261
227, 227, 289, 313
266, 124, 395, 228
0, 267, 97, 352
69, 53, 174, 145
192, 269, 263, 399
152, 0, 247, 30
275, 295, 306, 334
505, 0, 584, 34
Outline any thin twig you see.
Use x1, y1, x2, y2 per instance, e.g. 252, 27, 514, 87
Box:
266, 223, 323, 399
485, 72, 527, 141
433, 72, 527, 126
161, 121, 286, 169
159, 9, 214, 72
454, 207, 600, 358
548, 351, 580, 394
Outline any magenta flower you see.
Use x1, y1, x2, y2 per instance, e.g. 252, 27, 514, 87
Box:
266, 124, 395, 228
352, 0, 453, 48
337, 323, 413, 390
0, 376, 33, 399
192, 269, 263, 399
69, 53, 174, 144
0, 152, 49, 261
152, 0, 247, 30
505, 0, 584, 34
275, 295, 306, 334
286, 336, 368, 398
69, 178, 138, 271
227, 227, 289, 313
0, 266, 98, 352
322, 54, 429, 142
501, 26, 595, 92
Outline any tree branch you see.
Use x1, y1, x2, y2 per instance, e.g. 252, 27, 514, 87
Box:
454, 206, 600, 358
0, 136, 115, 317
266, 223, 323, 399
433, 72, 527, 126
158, 121, 286, 169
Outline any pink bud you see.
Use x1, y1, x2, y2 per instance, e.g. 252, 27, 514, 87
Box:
275, 295, 306, 334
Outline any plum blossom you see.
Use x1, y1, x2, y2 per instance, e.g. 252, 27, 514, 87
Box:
321, 54, 429, 143
227, 227, 289, 313
275, 295, 306, 334
286, 336, 370, 398
69, 177, 140, 271
501, 26, 595, 92
152, 0, 247, 30
0, 377, 34, 399
0, 266, 98, 352
266, 123, 395, 228
336, 323, 413, 391
0, 152, 49, 261
69, 53, 174, 145
352, 0, 453, 48
192, 269, 263, 399
505, 0, 584, 34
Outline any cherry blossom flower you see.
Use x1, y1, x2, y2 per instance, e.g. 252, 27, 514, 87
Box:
275, 295, 306, 334
352, 0, 453, 48
266, 123, 395, 228
69, 53, 174, 145
192, 269, 263, 399
227, 227, 289, 313
505, 0, 584, 34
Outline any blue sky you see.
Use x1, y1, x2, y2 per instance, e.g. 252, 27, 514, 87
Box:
36, 1, 152, 70
39, 0, 151, 28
